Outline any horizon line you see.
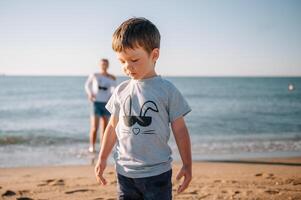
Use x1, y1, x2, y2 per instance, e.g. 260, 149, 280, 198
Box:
1, 74, 301, 78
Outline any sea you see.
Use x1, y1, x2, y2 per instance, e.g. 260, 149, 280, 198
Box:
0, 76, 301, 167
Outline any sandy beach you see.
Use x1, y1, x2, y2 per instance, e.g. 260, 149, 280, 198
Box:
0, 157, 300, 200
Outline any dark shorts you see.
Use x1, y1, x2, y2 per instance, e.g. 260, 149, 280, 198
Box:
117, 170, 172, 200
93, 102, 110, 117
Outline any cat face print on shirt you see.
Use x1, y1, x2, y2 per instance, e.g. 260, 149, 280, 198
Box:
122, 95, 159, 135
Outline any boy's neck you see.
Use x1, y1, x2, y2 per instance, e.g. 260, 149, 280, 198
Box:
133, 71, 157, 80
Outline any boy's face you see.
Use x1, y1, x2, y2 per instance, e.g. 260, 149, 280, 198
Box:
116, 46, 159, 80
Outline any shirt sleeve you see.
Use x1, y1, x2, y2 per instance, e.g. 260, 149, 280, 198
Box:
168, 85, 191, 122
105, 88, 120, 117
84, 74, 94, 96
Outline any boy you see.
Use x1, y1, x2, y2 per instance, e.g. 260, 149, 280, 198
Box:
95, 17, 192, 199
85, 58, 116, 153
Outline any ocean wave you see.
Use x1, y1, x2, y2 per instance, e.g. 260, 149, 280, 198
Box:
0, 134, 85, 146
188, 136, 301, 155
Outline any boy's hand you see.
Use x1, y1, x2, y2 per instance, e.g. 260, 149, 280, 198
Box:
176, 165, 192, 193
95, 160, 107, 185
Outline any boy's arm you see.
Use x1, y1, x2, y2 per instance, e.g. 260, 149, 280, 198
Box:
95, 115, 118, 185
171, 116, 192, 193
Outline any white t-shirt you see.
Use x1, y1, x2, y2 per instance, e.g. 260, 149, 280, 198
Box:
85, 73, 116, 103
106, 76, 191, 178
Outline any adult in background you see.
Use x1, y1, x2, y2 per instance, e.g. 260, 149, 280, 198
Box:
85, 58, 116, 153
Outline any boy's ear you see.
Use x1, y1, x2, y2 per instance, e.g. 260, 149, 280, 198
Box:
151, 48, 160, 61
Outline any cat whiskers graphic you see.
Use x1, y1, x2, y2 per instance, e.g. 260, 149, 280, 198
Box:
123, 95, 158, 135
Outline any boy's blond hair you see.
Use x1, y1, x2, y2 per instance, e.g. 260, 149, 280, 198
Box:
112, 17, 161, 54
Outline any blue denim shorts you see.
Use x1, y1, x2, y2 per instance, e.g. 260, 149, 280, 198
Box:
117, 170, 172, 200
93, 102, 110, 117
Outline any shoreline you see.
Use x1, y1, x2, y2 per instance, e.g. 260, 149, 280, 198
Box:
1, 155, 301, 169
1, 152, 301, 169
1, 157, 301, 200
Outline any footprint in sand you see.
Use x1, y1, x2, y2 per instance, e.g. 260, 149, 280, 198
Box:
51, 179, 65, 186
37, 179, 65, 187
18, 190, 30, 195
266, 173, 275, 179
285, 178, 294, 184
255, 173, 263, 177
255, 173, 275, 179
37, 179, 55, 186
246, 190, 253, 195
265, 189, 280, 194
199, 193, 211, 199
292, 178, 301, 185
284, 178, 301, 185
188, 190, 198, 195
2, 190, 16, 197
65, 189, 93, 194
230, 191, 241, 199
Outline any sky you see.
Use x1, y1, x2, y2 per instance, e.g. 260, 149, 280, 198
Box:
0, 0, 300, 76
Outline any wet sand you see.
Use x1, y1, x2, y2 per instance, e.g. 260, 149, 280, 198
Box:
1, 157, 301, 200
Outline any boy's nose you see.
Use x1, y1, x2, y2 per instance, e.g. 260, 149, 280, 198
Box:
125, 63, 134, 71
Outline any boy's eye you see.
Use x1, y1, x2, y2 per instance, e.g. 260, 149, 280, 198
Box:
132, 59, 139, 62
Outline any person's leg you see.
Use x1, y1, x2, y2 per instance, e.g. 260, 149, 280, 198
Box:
98, 102, 110, 146
117, 173, 143, 200
89, 115, 100, 152
99, 115, 109, 146
138, 170, 172, 200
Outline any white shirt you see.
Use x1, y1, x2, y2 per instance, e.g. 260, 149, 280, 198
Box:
85, 73, 116, 103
